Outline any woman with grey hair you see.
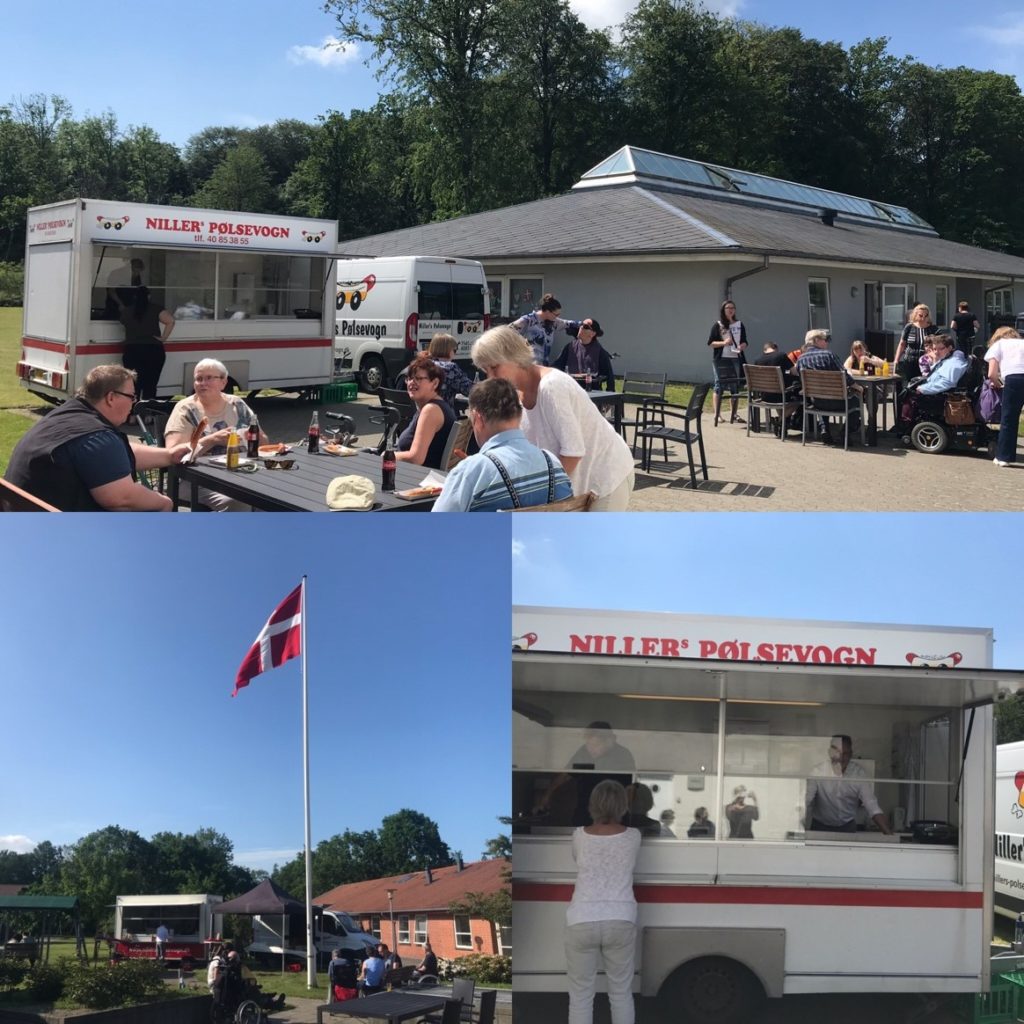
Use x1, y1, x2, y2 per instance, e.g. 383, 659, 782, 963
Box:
565, 779, 641, 1024
471, 326, 634, 511
164, 358, 269, 510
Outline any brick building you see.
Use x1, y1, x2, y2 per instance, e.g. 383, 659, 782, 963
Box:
315, 858, 509, 963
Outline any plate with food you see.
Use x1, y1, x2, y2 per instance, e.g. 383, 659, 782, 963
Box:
395, 485, 444, 501
208, 455, 257, 468
323, 442, 359, 456
258, 443, 291, 457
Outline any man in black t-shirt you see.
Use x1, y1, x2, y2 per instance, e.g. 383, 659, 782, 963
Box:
950, 301, 979, 355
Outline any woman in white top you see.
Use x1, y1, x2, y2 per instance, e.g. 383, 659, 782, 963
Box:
470, 326, 635, 510
985, 327, 1024, 467
565, 779, 641, 1024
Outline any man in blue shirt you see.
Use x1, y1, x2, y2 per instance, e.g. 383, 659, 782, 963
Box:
916, 333, 969, 394
432, 378, 572, 511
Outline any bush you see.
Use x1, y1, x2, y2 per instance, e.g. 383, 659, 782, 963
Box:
26, 961, 64, 1001
438, 954, 510, 985
0, 263, 23, 306
0, 957, 30, 991
62, 958, 166, 1009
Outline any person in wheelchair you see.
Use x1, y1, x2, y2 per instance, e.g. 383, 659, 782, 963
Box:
898, 331, 970, 428
229, 951, 286, 1014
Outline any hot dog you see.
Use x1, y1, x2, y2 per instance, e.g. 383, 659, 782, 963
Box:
401, 486, 443, 499
189, 417, 208, 451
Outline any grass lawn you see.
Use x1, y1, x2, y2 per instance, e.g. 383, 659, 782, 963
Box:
0, 306, 47, 474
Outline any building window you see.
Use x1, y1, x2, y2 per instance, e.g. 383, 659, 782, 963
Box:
414, 915, 428, 944
807, 279, 830, 331
454, 915, 473, 950
370, 915, 381, 939
935, 286, 948, 328
882, 284, 914, 334
988, 288, 1015, 317
509, 278, 543, 319
397, 916, 410, 944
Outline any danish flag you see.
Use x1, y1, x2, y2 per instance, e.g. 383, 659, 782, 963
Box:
233, 583, 302, 696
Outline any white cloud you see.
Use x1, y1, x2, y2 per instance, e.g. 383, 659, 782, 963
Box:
511, 539, 526, 561
0, 835, 36, 854
287, 36, 360, 69
970, 14, 1024, 47
569, 0, 744, 31
233, 847, 301, 872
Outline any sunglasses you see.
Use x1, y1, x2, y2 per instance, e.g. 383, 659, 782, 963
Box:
263, 459, 296, 470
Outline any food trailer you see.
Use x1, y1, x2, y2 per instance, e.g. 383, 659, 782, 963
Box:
17, 199, 337, 402
512, 606, 1023, 1022
112, 893, 223, 967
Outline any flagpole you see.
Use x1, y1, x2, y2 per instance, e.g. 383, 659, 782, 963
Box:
301, 575, 316, 989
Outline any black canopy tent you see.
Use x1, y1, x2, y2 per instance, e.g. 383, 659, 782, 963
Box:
0, 894, 83, 962
215, 879, 311, 975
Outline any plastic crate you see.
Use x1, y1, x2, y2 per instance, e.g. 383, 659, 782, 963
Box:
975, 974, 1023, 1023
321, 381, 359, 403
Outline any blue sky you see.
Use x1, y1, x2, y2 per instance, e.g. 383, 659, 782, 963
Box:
0, 515, 510, 875
511, 513, 1024, 670
1, 0, 1021, 149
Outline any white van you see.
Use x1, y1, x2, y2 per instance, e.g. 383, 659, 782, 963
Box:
334, 256, 489, 392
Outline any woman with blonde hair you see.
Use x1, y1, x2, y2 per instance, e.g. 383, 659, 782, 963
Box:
471, 325, 634, 510
893, 304, 936, 383
985, 328, 1024, 467
564, 779, 640, 1024
427, 333, 475, 406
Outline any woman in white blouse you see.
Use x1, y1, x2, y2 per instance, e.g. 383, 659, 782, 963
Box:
564, 780, 641, 1024
471, 326, 634, 510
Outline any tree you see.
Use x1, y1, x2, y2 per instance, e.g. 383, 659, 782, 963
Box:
481, 834, 510, 860
325, 0, 501, 212
149, 827, 245, 895
121, 125, 186, 204
997, 696, 1024, 744
191, 146, 273, 213
59, 826, 157, 931
376, 810, 452, 875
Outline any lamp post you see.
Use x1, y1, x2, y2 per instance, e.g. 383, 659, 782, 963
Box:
386, 889, 397, 955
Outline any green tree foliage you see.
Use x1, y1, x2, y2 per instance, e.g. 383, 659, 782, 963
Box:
481, 834, 510, 859
997, 696, 1024, 744
149, 828, 255, 896
191, 146, 273, 213
448, 888, 511, 926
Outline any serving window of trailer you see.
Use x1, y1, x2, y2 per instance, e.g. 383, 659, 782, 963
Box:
121, 905, 202, 938
90, 245, 326, 321
512, 655, 962, 844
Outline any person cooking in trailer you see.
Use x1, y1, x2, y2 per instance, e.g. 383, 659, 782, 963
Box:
804, 734, 892, 834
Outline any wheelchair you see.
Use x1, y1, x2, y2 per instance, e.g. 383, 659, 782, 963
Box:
898, 358, 995, 456
210, 980, 270, 1024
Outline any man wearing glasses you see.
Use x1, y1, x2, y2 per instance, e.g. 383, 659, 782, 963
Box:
5, 365, 189, 510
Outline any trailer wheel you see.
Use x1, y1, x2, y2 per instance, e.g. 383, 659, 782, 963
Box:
360, 355, 386, 393
661, 956, 762, 1024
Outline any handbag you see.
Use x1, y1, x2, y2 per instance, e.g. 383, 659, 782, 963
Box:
943, 394, 975, 425
976, 379, 1002, 424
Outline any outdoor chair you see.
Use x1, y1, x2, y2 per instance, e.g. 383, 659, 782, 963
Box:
800, 369, 866, 450
619, 371, 668, 452
743, 364, 801, 441
498, 490, 597, 512
441, 418, 474, 472
421, 978, 475, 1024
0, 478, 60, 512
472, 990, 497, 1024
635, 381, 711, 488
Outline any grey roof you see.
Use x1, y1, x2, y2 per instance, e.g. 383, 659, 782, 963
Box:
338, 184, 1024, 279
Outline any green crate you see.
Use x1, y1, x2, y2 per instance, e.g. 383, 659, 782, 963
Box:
975, 975, 1022, 1024
321, 381, 359, 403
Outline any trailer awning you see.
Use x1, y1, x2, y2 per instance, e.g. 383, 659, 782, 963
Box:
512, 652, 1024, 712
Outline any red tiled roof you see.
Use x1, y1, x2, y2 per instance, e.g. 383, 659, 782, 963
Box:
315, 859, 509, 914
0, 884, 26, 897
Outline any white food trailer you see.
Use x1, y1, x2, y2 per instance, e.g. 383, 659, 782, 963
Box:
113, 893, 223, 966
995, 741, 1024, 920
17, 199, 338, 402
512, 606, 1023, 1022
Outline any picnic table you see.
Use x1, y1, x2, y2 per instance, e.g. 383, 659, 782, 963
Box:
317, 990, 448, 1024
168, 448, 442, 512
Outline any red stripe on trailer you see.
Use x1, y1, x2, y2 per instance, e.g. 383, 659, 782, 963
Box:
22, 337, 69, 353
71, 337, 333, 357
513, 882, 983, 909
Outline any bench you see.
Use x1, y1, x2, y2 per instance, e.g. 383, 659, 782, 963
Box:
2, 942, 39, 964
388, 964, 417, 987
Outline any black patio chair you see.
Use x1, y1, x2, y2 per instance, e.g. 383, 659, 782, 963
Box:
635, 381, 710, 488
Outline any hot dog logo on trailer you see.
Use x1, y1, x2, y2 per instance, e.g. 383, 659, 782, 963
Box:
336, 274, 376, 312
302, 230, 327, 244
96, 214, 130, 230
512, 633, 538, 651
905, 651, 963, 669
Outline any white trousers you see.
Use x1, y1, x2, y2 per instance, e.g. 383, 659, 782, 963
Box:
565, 920, 636, 1024
590, 470, 635, 512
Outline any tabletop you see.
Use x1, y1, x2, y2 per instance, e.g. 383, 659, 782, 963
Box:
317, 990, 448, 1024
169, 447, 443, 512
848, 372, 900, 385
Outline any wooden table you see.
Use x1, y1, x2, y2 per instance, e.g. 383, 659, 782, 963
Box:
169, 447, 442, 511
316, 991, 448, 1024
848, 372, 901, 446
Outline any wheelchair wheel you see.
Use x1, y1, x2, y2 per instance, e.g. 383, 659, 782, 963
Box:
910, 420, 948, 454
235, 999, 263, 1024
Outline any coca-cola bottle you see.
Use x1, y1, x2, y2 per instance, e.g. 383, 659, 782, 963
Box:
381, 444, 396, 491
246, 419, 259, 459
307, 411, 320, 454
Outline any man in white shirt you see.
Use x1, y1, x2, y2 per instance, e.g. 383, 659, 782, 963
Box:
805, 734, 891, 834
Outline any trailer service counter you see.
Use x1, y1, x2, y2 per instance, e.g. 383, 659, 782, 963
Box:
512, 606, 1024, 1020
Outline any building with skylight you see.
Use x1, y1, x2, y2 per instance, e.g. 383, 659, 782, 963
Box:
339, 146, 1024, 381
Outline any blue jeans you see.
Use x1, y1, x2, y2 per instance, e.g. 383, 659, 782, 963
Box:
996, 374, 1024, 464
